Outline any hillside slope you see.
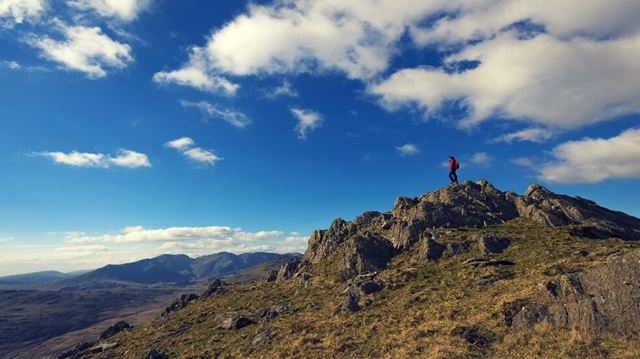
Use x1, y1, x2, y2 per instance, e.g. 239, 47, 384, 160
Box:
70, 181, 640, 358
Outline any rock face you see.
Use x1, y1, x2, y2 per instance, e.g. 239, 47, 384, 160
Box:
337, 233, 396, 280
300, 180, 640, 281
417, 238, 445, 262
275, 259, 302, 283
514, 184, 640, 240
507, 249, 640, 336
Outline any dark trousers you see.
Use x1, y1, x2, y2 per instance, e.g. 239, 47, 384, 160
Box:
449, 170, 458, 184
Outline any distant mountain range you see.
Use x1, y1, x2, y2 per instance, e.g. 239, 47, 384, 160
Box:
77, 252, 301, 285
0, 270, 88, 285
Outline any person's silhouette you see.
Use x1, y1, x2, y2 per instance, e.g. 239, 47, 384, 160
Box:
448, 156, 459, 185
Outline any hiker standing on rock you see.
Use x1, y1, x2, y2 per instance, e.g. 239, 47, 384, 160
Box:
448, 156, 459, 185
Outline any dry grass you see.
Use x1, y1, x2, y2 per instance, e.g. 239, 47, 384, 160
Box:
94, 219, 640, 359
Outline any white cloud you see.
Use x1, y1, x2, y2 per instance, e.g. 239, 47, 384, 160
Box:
147, 0, 640, 131
539, 128, 640, 183
2, 60, 20, 69
371, 32, 640, 130
0, 236, 14, 243
37, 149, 150, 168
0, 226, 308, 275
152, 47, 239, 95
510, 157, 535, 168
68, 0, 151, 22
396, 143, 420, 156
152, 0, 460, 93
265, 80, 299, 100
0, 0, 45, 25
108, 149, 151, 168
165, 136, 194, 150
470, 152, 493, 167
491, 128, 552, 144
410, 1, 640, 46
180, 100, 250, 128
183, 148, 221, 165
291, 107, 322, 139
165, 136, 222, 166
31, 22, 133, 78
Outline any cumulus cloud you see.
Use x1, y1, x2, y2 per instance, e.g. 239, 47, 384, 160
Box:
291, 107, 322, 139
165, 136, 194, 151
469, 152, 493, 168
64, 225, 284, 244
30, 22, 133, 78
180, 100, 250, 128
539, 128, 640, 183
396, 143, 420, 156
0, 0, 45, 26
153, 47, 238, 95
68, 0, 151, 22
151, 0, 639, 131
37, 149, 150, 168
151, 0, 455, 92
371, 32, 640, 130
165, 136, 222, 166
491, 128, 552, 144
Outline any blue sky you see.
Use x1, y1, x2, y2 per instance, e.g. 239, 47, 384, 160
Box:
0, 0, 639, 275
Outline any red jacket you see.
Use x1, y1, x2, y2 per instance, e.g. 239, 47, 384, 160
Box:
449, 158, 457, 171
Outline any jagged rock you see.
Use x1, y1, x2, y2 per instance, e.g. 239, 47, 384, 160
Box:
218, 312, 254, 330
417, 238, 445, 261
99, 321, 132, 340
294, 271, 313, 286
515, 184, 640, 240
144, 349, 169, 359
253, 328, 272, 348
451, 325, 494, 348
476, 234, 511, 254
301, 180, 640, 284
338, 233, 395, 280
56, 341, 95, 359
201, 279, 226, 298
344, 292, 360, 313
389, 180, 518, 248
262, 270, 277, 283
508, 249, 640, 336
162, 293, 198, 317
359, 280, 383, 295
275, 258, 301, 283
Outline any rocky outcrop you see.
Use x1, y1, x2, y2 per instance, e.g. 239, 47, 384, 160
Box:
99, 321, 132, 340
301, 180, 640, 281
417, 238, 445, 261
475, 234, 511, 254
201, 279, 226, 298
162, 293, 198, 317
275, 259, 302, 283
337, 233, 396, 280
506, 249, 640, 336
218, 312, 254, 330
515, 184, 640, 240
